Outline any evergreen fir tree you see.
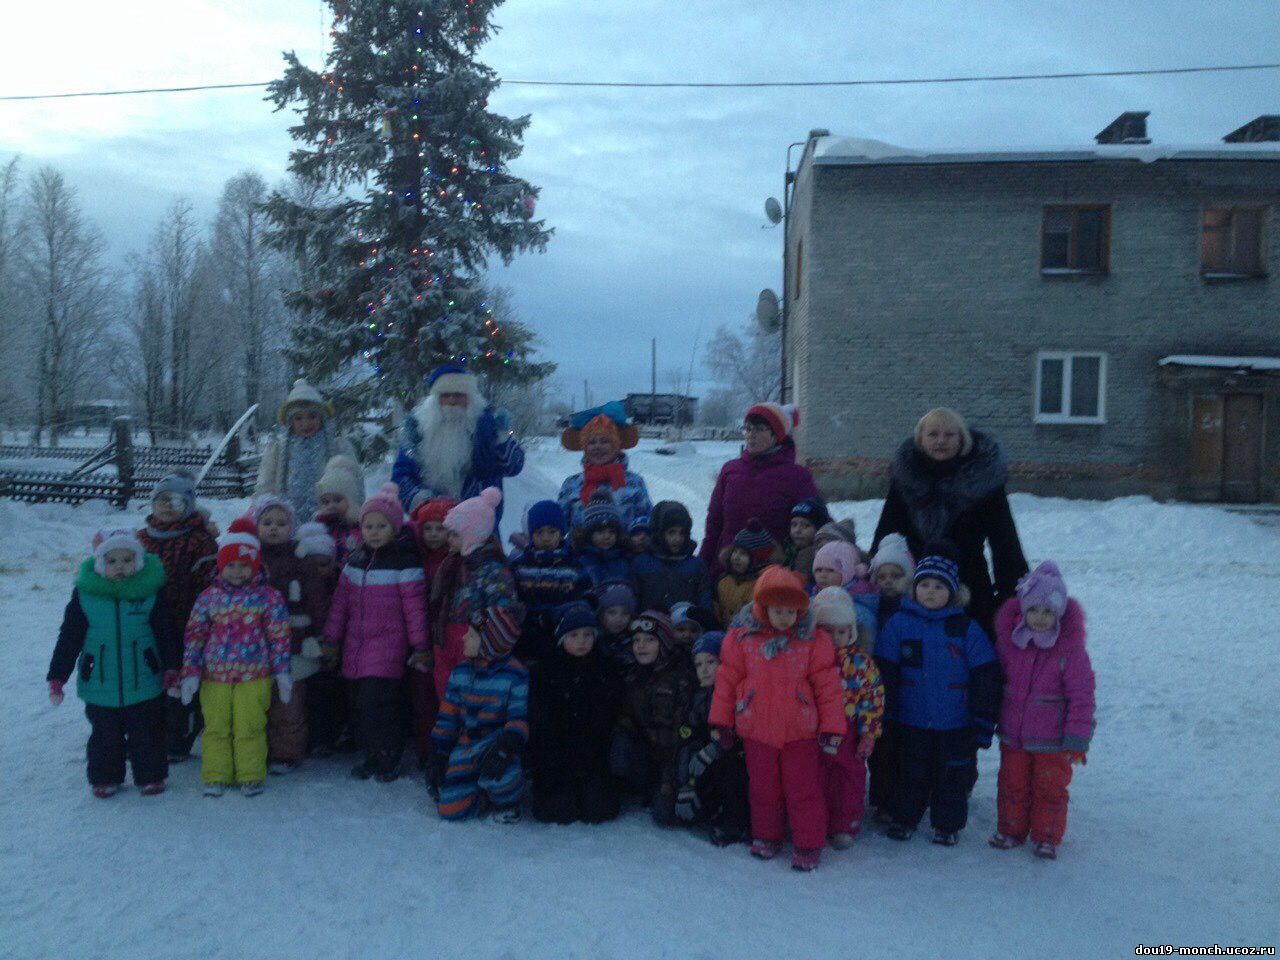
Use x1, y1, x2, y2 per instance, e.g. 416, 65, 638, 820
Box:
264, 0, 551, 404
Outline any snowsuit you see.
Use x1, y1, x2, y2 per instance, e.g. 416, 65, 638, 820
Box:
260, 541, 331, 763
709, 609, 845, 850
255, 424, 358, 523
297, 554, 345, 755
406, 543, 449, 763
509, 545, 592, 663
611, 656, 696, 824
528, 646, 624, 824
820, 645, 884, 839
324, 533, 428, 776
715, 572, 757, 629
777, 541, 819, 587
867, 592, 904, 813
429, 542, 518, 701
700, 439, 821, 576
138, 512, 217, 759
183, 574, 292, 785
631, 545, 714, 614
432, 653, 529, 819
994, 597, 1095, 845
672, 685, 750, 842
876, 598, 1001, 834
47, 556, 179, 787
575, 543, 632, 591
557, 454, 652, 530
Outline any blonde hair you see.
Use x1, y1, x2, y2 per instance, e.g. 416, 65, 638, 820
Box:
914, 407, 973, 457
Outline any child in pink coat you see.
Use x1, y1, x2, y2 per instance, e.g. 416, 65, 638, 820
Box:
323, 484, 428, 782
709, 566, 845, 872
990, 561, 1095, 860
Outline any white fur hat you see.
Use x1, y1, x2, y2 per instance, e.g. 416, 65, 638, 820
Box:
278, 378, 333, 425
810, 586, 857, 628
870, 533, 915, 579
295, 521, 336, 560
315, 455, 365, 523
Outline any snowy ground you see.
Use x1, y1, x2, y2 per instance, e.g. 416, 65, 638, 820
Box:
1, 438, 1277, 960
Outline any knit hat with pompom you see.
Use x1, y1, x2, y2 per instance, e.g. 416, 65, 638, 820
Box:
360, 483, 406, 536
445, 487, 503, 556
217, 517, 262, 574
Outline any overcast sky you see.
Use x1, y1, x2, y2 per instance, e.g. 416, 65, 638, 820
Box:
1, 0, 1276, 404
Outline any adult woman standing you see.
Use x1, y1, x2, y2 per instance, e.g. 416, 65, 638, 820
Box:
699, 402, 821, 575
871, 408, 1028, 633
557, 402, 652, 530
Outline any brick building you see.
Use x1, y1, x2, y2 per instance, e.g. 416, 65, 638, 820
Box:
782, 114, 1280, 502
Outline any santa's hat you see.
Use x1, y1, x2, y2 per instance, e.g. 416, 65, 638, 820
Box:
426, 363, 479, 399
745, 402, 800, 442
217, 517, 262, 574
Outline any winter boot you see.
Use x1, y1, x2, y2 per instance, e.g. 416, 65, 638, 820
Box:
203, 783, 226, 798
374, 768, 400, 784
1033, 841, 1057, 860
886, 823, 914, 841
708, 825, 744, 847
240, 781, 265, 797
749, 838, 782, 860
349, 761, 373, 781
791, 848, 822, 872
268, 760, 298, 776
828, 833, 856, 850
989, 832, 1024, 850
491, 804, 522, 824
931, 829, 959, 847
91, 784, 118, 799
139, 781, 167, 797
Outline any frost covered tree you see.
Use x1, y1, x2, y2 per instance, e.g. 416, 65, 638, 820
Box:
0, 155, 24, 421
264, 0, 552, 406
702, 314, 781, 424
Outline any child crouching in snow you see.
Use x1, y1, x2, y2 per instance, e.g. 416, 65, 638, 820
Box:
709, 566, 845, 871
181, 520, 293, 797
990, 562, 1095, 860
47, 529, 180, 797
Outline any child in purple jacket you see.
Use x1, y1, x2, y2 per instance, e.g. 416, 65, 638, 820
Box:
989, 561, 1095, 860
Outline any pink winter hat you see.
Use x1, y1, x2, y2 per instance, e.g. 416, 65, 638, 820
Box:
1013, 561, 1069, 649
360, 483, 406, 536
445, 487, 503, 556
813, 540, 862, 583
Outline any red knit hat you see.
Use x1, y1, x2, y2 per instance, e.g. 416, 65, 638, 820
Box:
745, 402, 800, 442
411, 496, 459, 526
217, 517, 262, 574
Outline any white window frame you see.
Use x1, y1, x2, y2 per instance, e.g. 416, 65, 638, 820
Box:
1034, 351, 1107, 425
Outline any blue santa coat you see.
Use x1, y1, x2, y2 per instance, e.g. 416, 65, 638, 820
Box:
392, 405, 525, 518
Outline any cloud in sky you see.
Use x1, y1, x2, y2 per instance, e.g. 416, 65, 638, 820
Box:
1, 0, 1276, 402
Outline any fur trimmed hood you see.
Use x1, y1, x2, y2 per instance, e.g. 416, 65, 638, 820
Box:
890, 429, 1009, 543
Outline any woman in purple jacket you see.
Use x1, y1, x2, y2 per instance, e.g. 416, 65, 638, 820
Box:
699, 402, 821, 576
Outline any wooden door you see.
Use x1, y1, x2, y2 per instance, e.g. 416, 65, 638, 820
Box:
1222, 394, 1264, 502
1189, 394, 1224, 484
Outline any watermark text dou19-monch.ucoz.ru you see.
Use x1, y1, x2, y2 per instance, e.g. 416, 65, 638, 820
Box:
1136, 947, 1276, 957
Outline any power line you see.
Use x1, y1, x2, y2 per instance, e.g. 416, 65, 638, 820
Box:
0, 62, 1278, 102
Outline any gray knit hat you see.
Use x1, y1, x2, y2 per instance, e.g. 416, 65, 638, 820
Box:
151, 472, 197, 518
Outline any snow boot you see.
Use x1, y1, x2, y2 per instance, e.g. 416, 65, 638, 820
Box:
91, 784, 118, 799
349, 761, 374, 781
1033, 841, 1057, 860
203, 783, 226, 798
931, 829, 959, 847
829, 832, 856, 850
749, 838, 782, 860
791, 848, 822, 872
167, 752, 192, 764
268, 760, 298, 776
989, 832, 1023, 850
708, 825, 745, 847
241, 781, 265, 797
491, 804, 521, 824
139, 781, 166, 797
886, 824, 914, 841
373, 769, 400, 784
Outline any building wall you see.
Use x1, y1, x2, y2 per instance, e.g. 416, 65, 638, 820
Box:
790, 158, 1280, 499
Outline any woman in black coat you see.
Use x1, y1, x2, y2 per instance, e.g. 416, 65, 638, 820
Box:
871, 408, 1028, 634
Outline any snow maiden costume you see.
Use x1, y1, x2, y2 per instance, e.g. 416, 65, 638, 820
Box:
255, 379, 359, 523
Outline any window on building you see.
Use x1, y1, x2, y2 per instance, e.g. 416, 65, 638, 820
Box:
1035, 352, 1107, 424
1202, 206, 1267, 278
1041, 205, 1110, 275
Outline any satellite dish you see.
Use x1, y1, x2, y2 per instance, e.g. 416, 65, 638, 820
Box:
756, 288, 781, 333
764, 197, 783, 225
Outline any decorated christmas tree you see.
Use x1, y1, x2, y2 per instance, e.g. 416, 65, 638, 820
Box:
264, 0, 552, 405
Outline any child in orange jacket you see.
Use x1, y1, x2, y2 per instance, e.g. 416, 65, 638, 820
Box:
708, 565, 845, 872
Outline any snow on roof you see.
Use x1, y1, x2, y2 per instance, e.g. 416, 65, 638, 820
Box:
1159, 355, 1280, 373
811, 136, 1280, 167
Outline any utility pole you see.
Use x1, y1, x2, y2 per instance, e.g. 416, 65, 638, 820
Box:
650, 338, 657, 427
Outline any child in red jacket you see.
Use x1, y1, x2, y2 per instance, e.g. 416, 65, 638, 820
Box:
709, 566, 845, 872
405, 496, 458, 767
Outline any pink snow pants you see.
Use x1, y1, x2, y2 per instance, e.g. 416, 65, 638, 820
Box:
433, 622, 468, 701
820, 732, 867, 837
743, 737, 827, 850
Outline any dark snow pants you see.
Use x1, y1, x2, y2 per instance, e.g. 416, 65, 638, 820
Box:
165, 694, 202, 758
349, 677, 403, 776
86, 696, 168, 787
893, 725, 976, 834
532, 766, 621, 824
696, 751, 751, 840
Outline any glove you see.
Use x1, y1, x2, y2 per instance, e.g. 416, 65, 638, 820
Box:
407, 649, 433, 673
48, 680, 64, 707
321, 643, 340, 671
674, 783, 698, 823
507, 531, 530, 552
180, 675, 200, 706
819, 733, 843, 755
301, 637, 322, 659
425, 754, 447, 801
1064, 750, 1087, 766
276, 674, 293, 705
973, 724, 994, 751
710, 725, 736, 750
478, 730, 524, 780
162, 670, 180, 695
855, 734, 876, 760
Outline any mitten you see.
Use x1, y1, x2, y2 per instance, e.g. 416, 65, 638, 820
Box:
48, 680, 64, 707
301, 637, 322, 659
674, 784, 698, 824
162, 670, 179, 694
686, 742, 721, 781
180, 675, 200, 706
276, 674, 293, 705
855, 734, 876, 760
1064, 750, 1087, 766
508, 531, 530, 552
425, 754, 448, 801
710, 725, 736, 750
819, 733, 843, 755
407, 649, 433, 673
321, 643, 340, 670
479, 730, 523, 780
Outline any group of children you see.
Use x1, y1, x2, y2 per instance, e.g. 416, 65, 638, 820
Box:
46, 465, 1095, 870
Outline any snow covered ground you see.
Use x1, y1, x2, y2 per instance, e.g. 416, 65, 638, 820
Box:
1, 438, 1277, 959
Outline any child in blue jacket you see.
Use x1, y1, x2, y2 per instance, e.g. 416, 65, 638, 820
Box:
876, 549, 1001, 846
631, 501, 713, 613
510, 499, 591, 663
572, 490, 632, 589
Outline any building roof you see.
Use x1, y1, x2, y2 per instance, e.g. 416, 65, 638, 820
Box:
1159, 355, 1280, 373
810, 136, 1280, 168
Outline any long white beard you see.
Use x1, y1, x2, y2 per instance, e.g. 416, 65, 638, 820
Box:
416, 397, 480, 497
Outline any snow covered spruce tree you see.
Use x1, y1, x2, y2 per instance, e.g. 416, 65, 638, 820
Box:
264, 0, 551, 405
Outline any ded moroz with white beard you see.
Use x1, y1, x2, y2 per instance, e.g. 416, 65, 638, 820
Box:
392, 364, 525, 523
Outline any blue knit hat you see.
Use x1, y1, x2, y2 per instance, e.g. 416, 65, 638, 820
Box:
151, 471, 198, 518
525, 499, 568, 536
596, 580, 637, 615
791, 497, 831, 527
579, 489, 623, 533
693, 630, 725, 659
555, 601, 599, 643
628, 514, 650, 535
914, 554, 960, 598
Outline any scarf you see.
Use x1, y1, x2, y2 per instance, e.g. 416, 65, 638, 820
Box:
145, 512, 204, 541
1011, 618, 1060, 650
889, 430, 1008, 543
581, 460, 627, 505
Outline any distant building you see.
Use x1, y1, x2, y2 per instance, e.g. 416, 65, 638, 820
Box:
624, 393, 698, 427
783, 113, 1280, 502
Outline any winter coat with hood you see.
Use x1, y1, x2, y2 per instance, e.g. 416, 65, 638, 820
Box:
875, 597, 1002, 733
324, 532, 428, 680
871, 431, 1028, 631
182, 572, 292, 684
137, 512, 217, 629
618, 654, 696, 792
715, 571, 756, 629
699, 439, 821, 576
48, 555, 180, 708
632, 501, 713, 612
260, 540, 333, 680
574, 542, 633, 591
529, 646, 624, 781
709, 592, 845, 749
994, 597, 1095, 753
557, 454, 653, 530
